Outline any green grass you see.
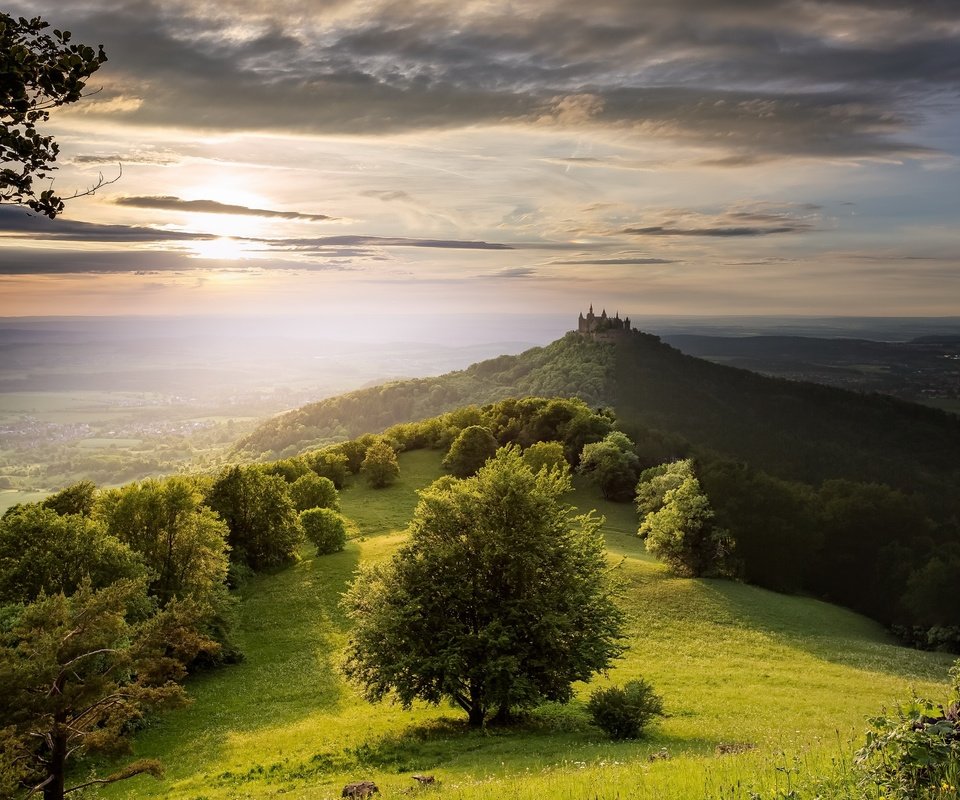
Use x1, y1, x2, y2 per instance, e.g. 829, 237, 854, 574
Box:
97, 449, 955, 800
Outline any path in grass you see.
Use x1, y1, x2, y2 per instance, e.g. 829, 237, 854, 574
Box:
101, 448, 954, 800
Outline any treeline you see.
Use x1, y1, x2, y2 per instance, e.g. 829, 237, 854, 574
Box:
237, 333, 615, 458
606, 445, 960, 652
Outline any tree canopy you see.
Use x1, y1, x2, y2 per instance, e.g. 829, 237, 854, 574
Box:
0, 13, 109, 217
637, 460, 734, 578
442, 425, 498, 478
205, 466, 302, 570
360, 440, 400, 489
342, 447, 624, 727
0, 579, 215, 800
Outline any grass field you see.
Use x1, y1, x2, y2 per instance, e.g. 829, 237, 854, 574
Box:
97, 448, 955, 800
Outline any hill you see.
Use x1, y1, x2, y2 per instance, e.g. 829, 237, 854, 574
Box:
240, 329, 960, 501
97, 448, 954, 800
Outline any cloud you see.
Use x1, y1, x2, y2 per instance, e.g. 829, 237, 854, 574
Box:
13, 0, 958, 162
69, 150, 180, 166
482, 267, 538, 279
0, 206, 214, 243
622, 202, 820, 238
265, 235, 514, 251
361, 190, 414, 202
115, 195, 335, 221
552, 257, 679, 265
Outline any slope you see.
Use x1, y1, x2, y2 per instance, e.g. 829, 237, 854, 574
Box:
98, 448, 954, 800
240, 329, 960, 504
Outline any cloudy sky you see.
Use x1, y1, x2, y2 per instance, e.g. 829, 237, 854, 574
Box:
2, 0, 959, 320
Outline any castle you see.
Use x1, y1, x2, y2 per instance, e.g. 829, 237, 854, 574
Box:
577, 305, 631, 336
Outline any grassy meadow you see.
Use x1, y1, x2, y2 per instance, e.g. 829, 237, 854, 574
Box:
96, 448, 955, 800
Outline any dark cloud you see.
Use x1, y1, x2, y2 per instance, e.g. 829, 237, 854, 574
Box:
361, 190, 414, 202
624, 225, 805, 237
553, 257, 678, 265
622, 202, 820, 237
483, 267, 538, 279
0, 248, 203, 274
115, 195, 335, 221
13, 0, 958, 161
69, 151, 178, 166
264, 235, 513, 251
0, 206, 214, 243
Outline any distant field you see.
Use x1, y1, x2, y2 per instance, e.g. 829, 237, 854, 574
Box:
0, 489, 49, 513
0, 391, 166, 423
96, 448, 954, 800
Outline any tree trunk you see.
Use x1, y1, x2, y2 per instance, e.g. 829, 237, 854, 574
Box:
466, 682, 486, 728
467, 704, 486, 727
43, 729, 67, 800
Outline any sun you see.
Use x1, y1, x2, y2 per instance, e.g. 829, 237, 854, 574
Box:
188, 237, 253, 261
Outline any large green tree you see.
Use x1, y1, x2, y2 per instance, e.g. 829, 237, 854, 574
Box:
95, 477, 230, 607
442, 425, 498, 478
0, 505, 143, 604
342, 447, 624, 727
360, 440, 400, 489
205, 466, 302, 570
0, 579, 214, 800
1, 14, 110, 217
637, 460, 734, 578
579, 431, 641, 501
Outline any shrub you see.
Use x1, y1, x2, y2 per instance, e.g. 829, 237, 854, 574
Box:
301, 508, 347, 555
587, 679, 664, 740
855, 660, 960, 799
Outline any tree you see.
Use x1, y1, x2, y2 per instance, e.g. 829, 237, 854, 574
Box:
40, 480, 97, 517
0, 579, 215, 800
521, 440, 569, 476
342, 447, 625, 727
442, 425, 498, 478
637, 460, 734, 578
94, 477, 230, 608
289, 473, 340, 513
1, 14, 111, 218
0, 505, 143, 604
578, 431, 641, 501
304, 448, 350, 489
360, 440, 400, 489
300, 508, 347, 555
205, 467, 302, 570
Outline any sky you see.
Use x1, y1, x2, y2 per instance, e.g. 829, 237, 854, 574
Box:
2, 0, 959, 322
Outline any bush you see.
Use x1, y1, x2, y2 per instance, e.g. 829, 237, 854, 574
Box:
855, 660, 960, 799
587, 679, 664, 740
301, 508, 347, 555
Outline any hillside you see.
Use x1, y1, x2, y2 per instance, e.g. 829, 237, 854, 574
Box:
240, 329, 960, 501
98, 448, 954, 800
238, 333, 615, 457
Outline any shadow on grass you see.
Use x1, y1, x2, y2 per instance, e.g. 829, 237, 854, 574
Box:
692, 577, 954, 684
106, 540, 362, 790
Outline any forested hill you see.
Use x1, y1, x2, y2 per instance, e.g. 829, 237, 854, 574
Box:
238, 329, 960, 501
237, 333, 616, 458
611, 333, 960, 500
